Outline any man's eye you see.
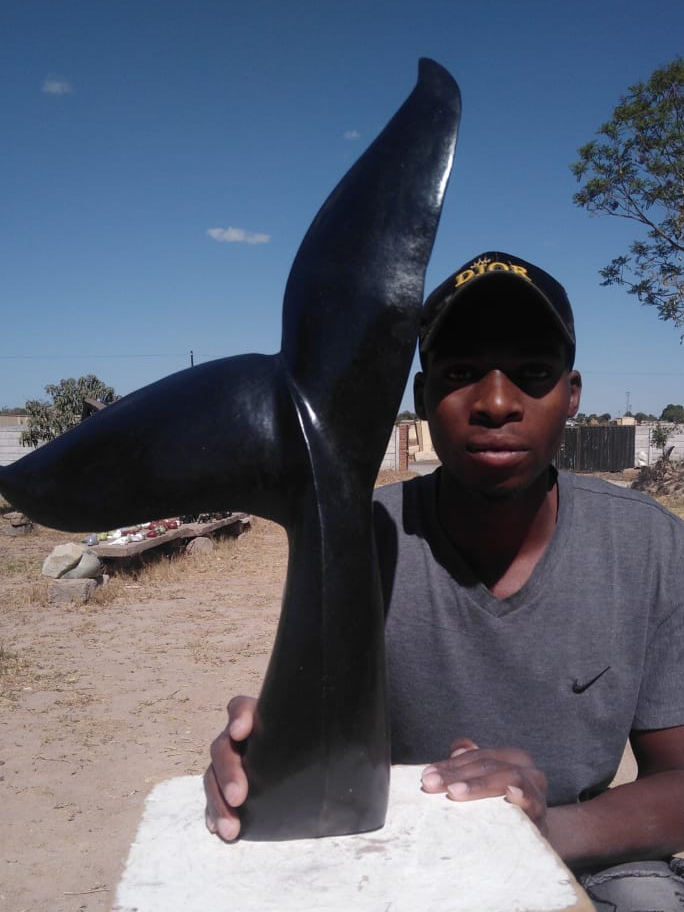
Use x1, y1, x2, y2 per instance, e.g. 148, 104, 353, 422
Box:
444, 366, 474, 382
520, 364, 552, 381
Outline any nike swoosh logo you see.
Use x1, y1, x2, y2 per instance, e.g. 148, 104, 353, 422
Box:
572, 666, 611, 694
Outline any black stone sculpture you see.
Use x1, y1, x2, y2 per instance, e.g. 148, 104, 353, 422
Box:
0, 60, 461, 840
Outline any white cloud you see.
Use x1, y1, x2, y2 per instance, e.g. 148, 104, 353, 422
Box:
207, 227, 270, 245
343, 129, 361, 140
42, 77, 72, 95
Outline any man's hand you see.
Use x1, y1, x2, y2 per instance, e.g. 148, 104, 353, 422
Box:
203, 695, 257, 841
420, 737, 549, 835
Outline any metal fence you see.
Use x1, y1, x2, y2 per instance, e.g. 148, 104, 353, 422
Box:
553, 425, 636, 473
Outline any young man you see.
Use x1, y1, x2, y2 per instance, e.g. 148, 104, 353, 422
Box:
205, 253, 684, 908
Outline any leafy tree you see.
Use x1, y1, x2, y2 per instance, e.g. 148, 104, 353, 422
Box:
21, 375, 118, 447
635, 411, 657, 422
599, 413, 613, 424
396, 410, 418, 423
651, 421, 677, 458
570, 57, 684, 328
660, 403, 684, 423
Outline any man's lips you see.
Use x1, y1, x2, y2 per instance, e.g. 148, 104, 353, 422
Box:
466, 441, 528, 453
464, 441, 530, 469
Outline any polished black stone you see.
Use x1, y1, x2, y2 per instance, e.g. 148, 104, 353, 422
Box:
0, 59, 460, 840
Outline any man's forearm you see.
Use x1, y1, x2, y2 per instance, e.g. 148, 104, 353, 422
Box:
546, 771, 684, 871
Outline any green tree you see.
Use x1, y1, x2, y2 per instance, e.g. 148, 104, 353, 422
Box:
660, 403, 684, 423
635, 411, 657, 422
651, 422, 677, 458
396, 410, 418, 423
570, 57, 684, 328
21, 375, 118, 447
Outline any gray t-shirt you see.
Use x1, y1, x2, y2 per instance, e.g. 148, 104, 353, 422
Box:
373, 469, 684, 806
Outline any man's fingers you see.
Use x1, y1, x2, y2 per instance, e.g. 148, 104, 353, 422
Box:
420, 743, 548, 832
449, 737, 479, 756
209, 728, 250, 807
505, 784, 525, 806
207, 694, 257, 807
203, 694, 258, 841
443, 766, 548, 830
445, 767, 528, 800
422, 747, 546, 799
422, 737, 480, 791
203, 764, 241, 842
227, 695, 257, 740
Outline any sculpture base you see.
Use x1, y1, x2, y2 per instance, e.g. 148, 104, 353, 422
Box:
113, 766, 591, 912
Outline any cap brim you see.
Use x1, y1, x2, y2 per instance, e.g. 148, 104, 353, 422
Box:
420, 270, 575, 355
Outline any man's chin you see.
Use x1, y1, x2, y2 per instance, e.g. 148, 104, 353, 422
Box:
447, 466, 552, 503
476, 481, 529, 502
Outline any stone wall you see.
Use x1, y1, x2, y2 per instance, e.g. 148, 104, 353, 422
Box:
635, 424, 684, 465
380, 425, 407, 472
0, 418, 36, 467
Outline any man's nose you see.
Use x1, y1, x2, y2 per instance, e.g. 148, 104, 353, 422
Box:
470, 370, 523, 426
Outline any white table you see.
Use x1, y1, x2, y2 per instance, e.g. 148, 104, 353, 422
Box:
114, 766, 591, 912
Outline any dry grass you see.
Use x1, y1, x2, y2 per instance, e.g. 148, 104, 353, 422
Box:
118, 532, 242, 586
0, 519, 245, 605
1, 570, 49, 610
0, 640, 29, 692
0, 640, 79, 705
652, 493, 684, 519
375, 468, 419, 487
0, 522, 253, 711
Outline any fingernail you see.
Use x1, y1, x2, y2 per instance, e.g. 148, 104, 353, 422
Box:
506, 785, 523, 801
421, 771, 442, 789
217, 817, 239, 841
224, 782, 241, 806
447, 782, 469, 799
450, 747, 469, 758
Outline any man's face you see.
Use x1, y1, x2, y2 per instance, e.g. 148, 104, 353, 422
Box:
414, 297, 581, 500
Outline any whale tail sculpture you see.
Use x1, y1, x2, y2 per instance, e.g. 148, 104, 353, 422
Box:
0, 59, 461, 840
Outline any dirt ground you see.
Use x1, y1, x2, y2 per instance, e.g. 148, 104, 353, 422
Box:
1, 512, 288, 912
0, 468, 662, 912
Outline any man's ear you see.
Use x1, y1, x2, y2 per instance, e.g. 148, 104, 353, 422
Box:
567, 370, 582, 418
413, 371, 427, 419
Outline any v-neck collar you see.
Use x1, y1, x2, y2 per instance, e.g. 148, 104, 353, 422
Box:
422, 469, 574, 618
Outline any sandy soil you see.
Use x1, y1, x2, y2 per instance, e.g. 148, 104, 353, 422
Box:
1, 516, 287, 912
0, 468, 648, 911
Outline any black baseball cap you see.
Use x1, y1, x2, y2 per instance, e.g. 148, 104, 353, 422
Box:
419, 251, 576, 366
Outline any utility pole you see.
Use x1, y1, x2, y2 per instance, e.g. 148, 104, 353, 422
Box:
190, 350, 194, 368
626, 391, 631, 416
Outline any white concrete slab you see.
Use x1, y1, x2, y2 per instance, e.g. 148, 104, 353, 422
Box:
114, 765, 590, 912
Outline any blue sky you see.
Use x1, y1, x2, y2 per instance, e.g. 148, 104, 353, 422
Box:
3, 0, 684, 418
